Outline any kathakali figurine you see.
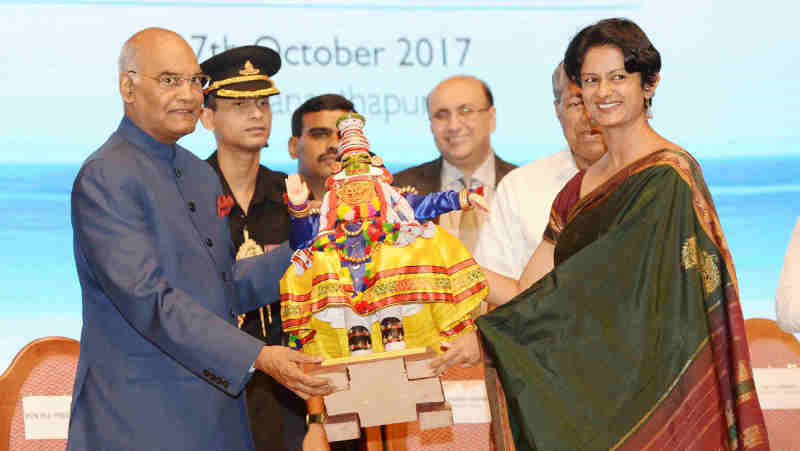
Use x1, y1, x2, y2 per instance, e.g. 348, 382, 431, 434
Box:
280, 113, 488, 359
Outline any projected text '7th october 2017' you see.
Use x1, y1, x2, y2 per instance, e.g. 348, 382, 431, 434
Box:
189, 35, 472, 68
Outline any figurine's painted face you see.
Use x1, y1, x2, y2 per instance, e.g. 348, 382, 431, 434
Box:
342, 150, 372, 176
338, 180, 375, 206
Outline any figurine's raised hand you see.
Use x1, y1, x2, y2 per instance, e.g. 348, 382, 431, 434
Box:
468, 193, 489, 212
285, 173, 310, 206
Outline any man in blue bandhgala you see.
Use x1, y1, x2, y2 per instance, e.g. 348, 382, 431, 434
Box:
67, 27, 331, 451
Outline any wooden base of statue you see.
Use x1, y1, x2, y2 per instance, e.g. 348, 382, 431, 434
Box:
305, 347, 453, 442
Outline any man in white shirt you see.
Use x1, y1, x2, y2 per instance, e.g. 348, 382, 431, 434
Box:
473, 63, 606, 279
393, 75, 516, 254
776, 217, 800, 333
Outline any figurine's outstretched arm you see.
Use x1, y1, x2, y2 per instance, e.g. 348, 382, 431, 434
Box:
403, 189, 488, 222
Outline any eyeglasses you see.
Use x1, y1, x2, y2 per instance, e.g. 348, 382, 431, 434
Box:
430, 105, 491, 125
127, 71, 211, 90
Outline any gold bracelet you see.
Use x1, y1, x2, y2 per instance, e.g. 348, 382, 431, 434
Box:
397, 185, 418, 195
288, 202, 311, 218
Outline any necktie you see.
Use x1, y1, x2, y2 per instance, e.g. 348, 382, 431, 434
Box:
459, 176, 479, 253
459, 177, 489, 317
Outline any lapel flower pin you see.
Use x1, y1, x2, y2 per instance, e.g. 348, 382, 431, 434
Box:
217, 195, 234, 217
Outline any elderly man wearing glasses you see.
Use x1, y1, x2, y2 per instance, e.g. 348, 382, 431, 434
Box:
67, 28, 331, 451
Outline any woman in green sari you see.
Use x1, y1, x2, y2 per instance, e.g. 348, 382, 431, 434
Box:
478, 18, 769, 450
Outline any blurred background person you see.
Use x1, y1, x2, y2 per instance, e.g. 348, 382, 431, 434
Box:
394, 75, 515, 255
289, 94, 355, 206
776, 217, 800, 333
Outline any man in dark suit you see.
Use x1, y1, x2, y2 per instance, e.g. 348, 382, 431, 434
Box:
67, 27, 330, 451
393, 75, 515, 255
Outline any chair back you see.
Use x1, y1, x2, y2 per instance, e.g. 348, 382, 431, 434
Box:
745, 318, 800, 451
0, 337, 80, 451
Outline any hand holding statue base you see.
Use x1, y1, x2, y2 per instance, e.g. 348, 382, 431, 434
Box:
302, 346, 456, 442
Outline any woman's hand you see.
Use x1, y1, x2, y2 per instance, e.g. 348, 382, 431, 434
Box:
286, 173, 311, 206
483, 240, 556, 306
429, 330, 482, 375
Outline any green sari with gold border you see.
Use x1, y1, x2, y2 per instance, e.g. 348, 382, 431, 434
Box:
477, 149, 769, 451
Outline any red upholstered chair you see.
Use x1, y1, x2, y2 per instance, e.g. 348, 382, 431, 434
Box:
745, 318, 800, 451
0, 337, 80, 451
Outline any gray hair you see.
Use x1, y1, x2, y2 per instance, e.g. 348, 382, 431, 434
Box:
118, 38, 138, 74
552, 61, 566, 104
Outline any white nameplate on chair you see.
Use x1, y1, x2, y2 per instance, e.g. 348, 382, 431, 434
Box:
752, 368, 800, 410
441, 380, 491, 424
22, 395, 72, 439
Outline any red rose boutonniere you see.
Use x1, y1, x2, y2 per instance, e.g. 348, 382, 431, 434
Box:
217, 195, 234, 217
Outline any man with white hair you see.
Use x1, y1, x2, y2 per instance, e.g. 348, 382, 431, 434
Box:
473, 62, 606, 284
67, 27, 330, 451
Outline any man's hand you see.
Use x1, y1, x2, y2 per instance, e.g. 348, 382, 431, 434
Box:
303, 424, 330, 451
429, 330, 482, 375
254, 346, 331, 399
468, 192, 489, 212
285, 173, 311, 206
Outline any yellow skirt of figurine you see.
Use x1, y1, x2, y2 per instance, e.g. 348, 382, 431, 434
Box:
280, 225, 486, 359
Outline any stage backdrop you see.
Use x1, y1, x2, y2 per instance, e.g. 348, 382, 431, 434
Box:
1, 0, 798, 370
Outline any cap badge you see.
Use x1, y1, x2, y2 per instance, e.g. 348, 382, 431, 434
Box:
239, 60, 260, 76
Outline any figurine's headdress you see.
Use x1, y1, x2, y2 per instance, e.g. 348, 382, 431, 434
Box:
336, 113, 369, 159
328, 112, 393, 184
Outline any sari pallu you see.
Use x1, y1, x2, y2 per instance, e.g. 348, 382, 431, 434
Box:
476, 150, 769, 451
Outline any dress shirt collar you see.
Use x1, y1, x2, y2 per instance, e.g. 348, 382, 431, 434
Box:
563, 147, 581, 175
441, 149, 496, 190
118, 116, 177, 162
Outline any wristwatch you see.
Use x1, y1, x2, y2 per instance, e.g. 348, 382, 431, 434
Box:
306, 412, 328, 425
